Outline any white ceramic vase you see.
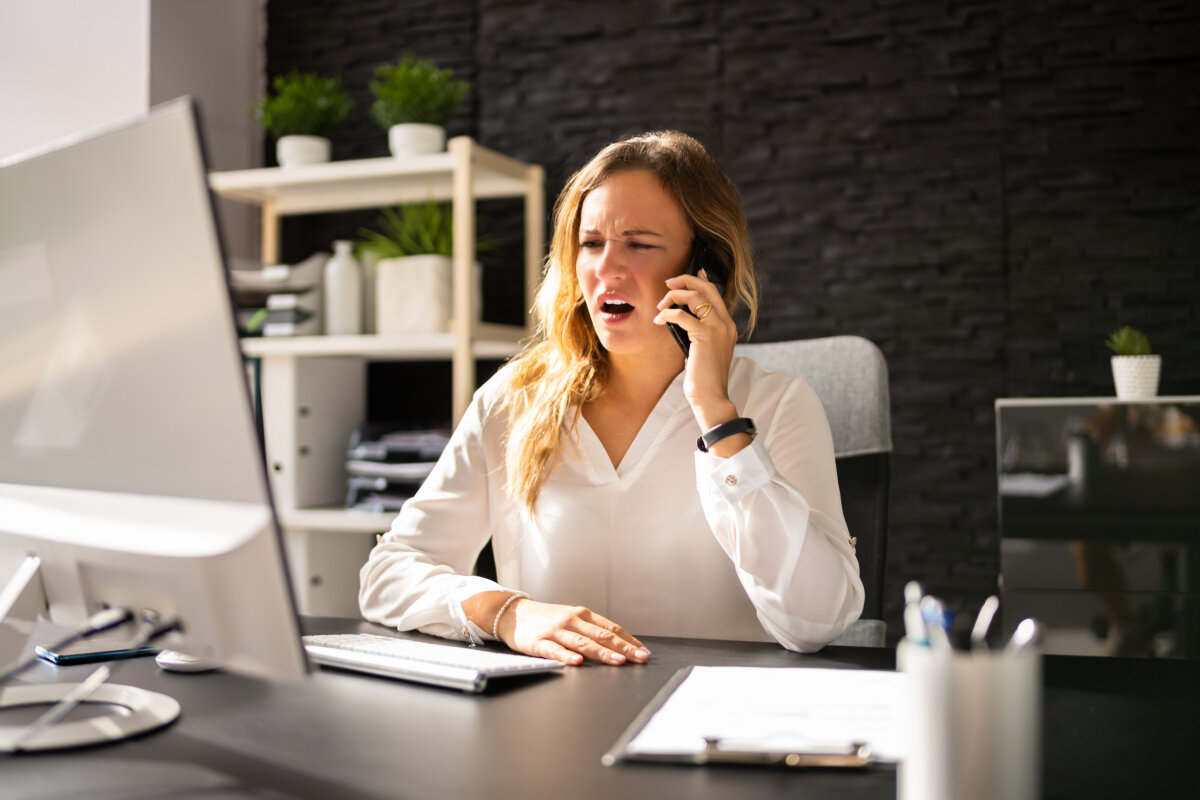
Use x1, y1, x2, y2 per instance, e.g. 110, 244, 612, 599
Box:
387, 124, 446, 158
375, 255, 480, 334
360, 255, 379, 334
276, 135, 330, 168
1111, 355, 1161, 399
323, 240, 362, 335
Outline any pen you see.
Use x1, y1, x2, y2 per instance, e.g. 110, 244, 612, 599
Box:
925, 617, 952, 652
971, 595, 1000, 650
920, 596, 955, 652
904, 581, 923, 607
1006, 618, 1039, 653
904, 602, 928, 646
919, 596, 953, 634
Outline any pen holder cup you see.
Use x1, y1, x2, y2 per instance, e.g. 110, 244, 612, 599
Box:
897, 640, 1041, 800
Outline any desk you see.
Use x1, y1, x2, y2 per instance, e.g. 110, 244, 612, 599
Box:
4, 617, 1197, 799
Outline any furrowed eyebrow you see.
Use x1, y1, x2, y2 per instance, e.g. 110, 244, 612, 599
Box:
579, 227, 664, 238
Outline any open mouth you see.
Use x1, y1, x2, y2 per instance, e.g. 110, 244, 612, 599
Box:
601, 300, 634, 316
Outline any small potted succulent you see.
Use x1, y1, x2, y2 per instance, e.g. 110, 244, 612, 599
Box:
1105, 325, 1160, 399
368, 54, 470, 158
254, 71, 354, 167
358, 202, 497, 333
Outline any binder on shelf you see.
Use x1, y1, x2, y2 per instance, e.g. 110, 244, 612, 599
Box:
345, 476, 410, 513
266, 287, 320, 312
348, 429, 452, 461
227, 251, 328, 295
346, 460, 437, 481
343, 425, 451, 511
260, 307, 321, 338
230, 253, 327, 338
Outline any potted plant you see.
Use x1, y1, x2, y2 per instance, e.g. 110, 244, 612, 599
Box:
1105, 325, 1160, 399
368, 54, 470, 158
357, 201, 497, 333
254, 71, 354, 167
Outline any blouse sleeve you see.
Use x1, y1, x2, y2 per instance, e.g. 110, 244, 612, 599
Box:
357, 385, 511, 643
693, 378, 865, 652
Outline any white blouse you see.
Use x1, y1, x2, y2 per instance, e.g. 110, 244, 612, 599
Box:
358, 357, 864, 652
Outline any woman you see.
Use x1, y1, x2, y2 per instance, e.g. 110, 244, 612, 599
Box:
359, 131, 863, 665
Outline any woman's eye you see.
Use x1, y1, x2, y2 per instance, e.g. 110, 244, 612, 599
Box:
579, 240, 601, 249
629, 241, 656, 250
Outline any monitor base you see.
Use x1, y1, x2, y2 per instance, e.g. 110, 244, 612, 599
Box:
0, 682, 180, 751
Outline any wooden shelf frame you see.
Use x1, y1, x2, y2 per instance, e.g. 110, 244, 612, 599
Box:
210, 136, 545, 423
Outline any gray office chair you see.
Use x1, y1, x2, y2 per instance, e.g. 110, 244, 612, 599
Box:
735, 336, 892, 647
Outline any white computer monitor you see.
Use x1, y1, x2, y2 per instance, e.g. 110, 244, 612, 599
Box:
0, 99, 306, 683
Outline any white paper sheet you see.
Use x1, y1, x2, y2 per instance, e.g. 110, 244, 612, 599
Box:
624, 666, 905, 763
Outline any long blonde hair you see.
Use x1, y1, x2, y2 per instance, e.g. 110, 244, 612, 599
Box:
502, 131, 758, 513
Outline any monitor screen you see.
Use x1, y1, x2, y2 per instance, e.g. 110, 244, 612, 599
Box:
0, 99, 306, 681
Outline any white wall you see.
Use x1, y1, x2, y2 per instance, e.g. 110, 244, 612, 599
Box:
0, 0, 263, 258
0, 0, 150, 161
148, 0, 265, 259
149, 0, 263, 170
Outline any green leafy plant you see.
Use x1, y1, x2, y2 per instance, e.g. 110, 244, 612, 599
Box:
357, 202, 500, 263
1105, 325, 1152, 356
368, 54, 470, 129
254, 71, 354, 138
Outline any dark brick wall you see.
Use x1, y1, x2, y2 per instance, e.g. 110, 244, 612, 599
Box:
265, 0, 1200, 637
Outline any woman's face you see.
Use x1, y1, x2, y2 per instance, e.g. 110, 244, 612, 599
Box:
575, 170, 693, 360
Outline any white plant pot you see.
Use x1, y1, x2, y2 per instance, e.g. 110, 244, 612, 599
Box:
1111, 355, 1161, 399
388, 123, 446, 158
276, 135, 330, 168
375, 255, 481, 334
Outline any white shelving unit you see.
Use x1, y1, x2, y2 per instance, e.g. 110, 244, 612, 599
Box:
209, 138, 544, 615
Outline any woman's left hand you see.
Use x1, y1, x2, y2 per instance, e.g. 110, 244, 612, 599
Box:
655, 269, 741, 432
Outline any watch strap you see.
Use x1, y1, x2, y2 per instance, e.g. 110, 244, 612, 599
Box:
697, 417, 756, 453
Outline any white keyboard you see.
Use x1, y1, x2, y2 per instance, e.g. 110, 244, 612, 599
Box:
302, 633, 563, 693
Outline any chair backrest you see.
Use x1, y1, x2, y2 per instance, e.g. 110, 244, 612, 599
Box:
734, 336, 892, 623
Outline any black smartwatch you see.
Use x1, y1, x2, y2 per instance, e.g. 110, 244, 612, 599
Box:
697, 417, 756, 453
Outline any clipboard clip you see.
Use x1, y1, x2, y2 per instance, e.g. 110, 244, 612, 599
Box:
696, 737, 874, 768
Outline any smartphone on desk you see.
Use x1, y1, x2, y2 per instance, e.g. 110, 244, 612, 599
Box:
35, 636, 160, 666
667, 238, 728, 357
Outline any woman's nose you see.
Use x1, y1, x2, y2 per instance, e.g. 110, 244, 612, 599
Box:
594, 242, 625, 279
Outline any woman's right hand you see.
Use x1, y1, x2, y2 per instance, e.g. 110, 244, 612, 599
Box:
468, 592, 650, 666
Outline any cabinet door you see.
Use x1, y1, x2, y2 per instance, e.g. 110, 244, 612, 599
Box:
259, 356, 365, 509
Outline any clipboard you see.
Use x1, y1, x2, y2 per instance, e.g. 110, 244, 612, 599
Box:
602, 665, 904, 768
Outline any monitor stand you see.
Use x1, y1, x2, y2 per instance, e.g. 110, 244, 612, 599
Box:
0, 681, 180, 751
0, 556, 181, 752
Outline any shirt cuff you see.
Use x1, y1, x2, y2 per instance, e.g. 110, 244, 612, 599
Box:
448, 577, 511, 643
695, 436, 776, 503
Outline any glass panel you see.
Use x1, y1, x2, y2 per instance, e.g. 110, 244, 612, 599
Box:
997, 399, 1200, 659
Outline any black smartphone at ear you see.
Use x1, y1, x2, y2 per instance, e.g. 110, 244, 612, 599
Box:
667, 239, 728, 356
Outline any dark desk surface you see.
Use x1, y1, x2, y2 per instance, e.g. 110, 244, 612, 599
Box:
4, 617, 1198, 800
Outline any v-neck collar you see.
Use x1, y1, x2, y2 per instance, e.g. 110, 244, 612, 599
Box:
575, 371, 690, 481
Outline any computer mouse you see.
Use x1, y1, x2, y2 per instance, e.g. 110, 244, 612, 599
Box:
155, 649, 217, 673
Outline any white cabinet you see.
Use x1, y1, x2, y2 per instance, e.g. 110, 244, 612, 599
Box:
209, 138, 544, 615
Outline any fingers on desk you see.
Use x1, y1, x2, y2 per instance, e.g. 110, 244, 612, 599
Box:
568, 612, 650, 666
513, 603, 650, 666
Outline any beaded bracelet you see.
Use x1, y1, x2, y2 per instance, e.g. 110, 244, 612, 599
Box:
492, 592, 528, 640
